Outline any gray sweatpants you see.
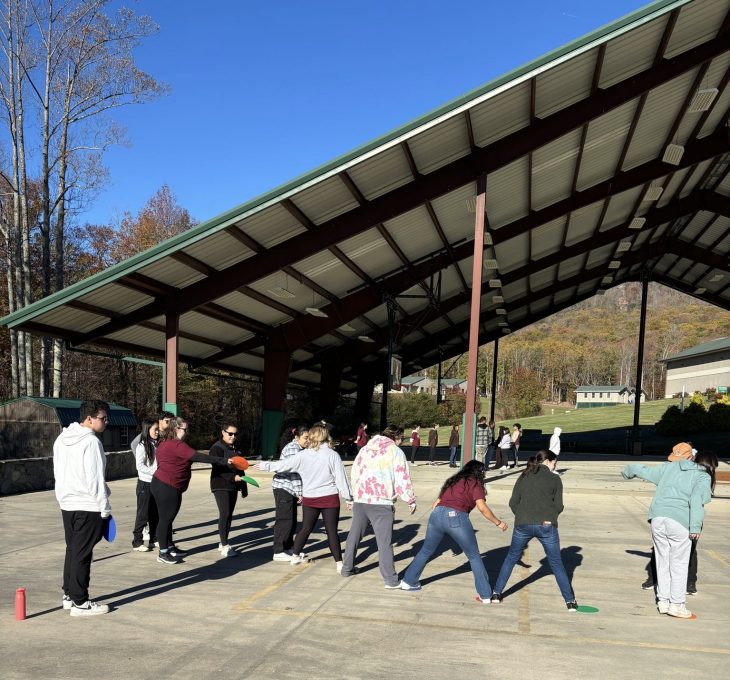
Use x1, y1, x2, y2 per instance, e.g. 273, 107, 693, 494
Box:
651, 516, 691, 605
341, 503, 397, 586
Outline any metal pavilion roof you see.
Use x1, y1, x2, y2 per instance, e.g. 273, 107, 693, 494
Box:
2, 0, 730, 391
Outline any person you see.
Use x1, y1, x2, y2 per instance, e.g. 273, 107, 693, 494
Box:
400, 460, 507, 601
152, 417, 246, 565
485, 420, 496, 469
428, 424, 439, 465
132, 419, 159, 552
209, 421, 248, 558
341, 424, 416, 587
271, 424, 308, 561
622, 446, 715, 618
129, 410, 175, 457
511, 423, 522, 468
355, 422, 369, 451
256, 423, 353, 571
496, 426, 512, 471
549, 427, 561, 456
474, 416, 490, 464
54, 399, 112, 616
448, 424, 460, 468
491, 450, 578, 610
410, 425, 421, 465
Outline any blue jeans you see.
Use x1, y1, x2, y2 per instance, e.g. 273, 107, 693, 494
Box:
493, 524, 574, 602
403, 505, 492, 599
449, 447, 458, 465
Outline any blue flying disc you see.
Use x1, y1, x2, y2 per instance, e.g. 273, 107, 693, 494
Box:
102, 515, 116, 542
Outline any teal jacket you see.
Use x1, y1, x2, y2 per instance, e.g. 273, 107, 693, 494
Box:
622, 460, 712, 533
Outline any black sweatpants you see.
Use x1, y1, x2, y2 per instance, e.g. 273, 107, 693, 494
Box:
292, 505, 342, 561
272, 488, 297, 553
410, 445, 419, 464
151, 477, 182, 550
62, 510, 104, 605
132, 480, 158, 546
213, 489, 238, 545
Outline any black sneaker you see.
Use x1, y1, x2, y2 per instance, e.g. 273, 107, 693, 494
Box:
168, 545, 188, 558
566, 601, 578, 612
157, 551, 182, 565
687, 585, 697, 596
490, 593, 503, 604
641, 578, 655, 590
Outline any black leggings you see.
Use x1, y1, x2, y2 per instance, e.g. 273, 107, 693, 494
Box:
151, 477, 182, 550
292, 505, 342, 561
213, 489, 238, 545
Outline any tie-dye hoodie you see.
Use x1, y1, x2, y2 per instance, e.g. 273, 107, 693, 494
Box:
351, 435, 416, 506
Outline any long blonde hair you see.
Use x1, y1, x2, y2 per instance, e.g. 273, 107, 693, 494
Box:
307, 424, 331, 451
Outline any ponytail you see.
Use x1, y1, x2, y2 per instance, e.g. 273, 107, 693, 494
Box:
521, 449, 557, 477
694, 450, 718, 492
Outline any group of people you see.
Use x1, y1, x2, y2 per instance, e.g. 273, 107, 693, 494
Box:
53, 401, 249, 616
474, 418, 526, 470
408, 424, 444, 466
52, 400, 717, 620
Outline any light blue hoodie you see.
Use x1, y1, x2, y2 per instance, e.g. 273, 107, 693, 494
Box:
622, 459, 712, 533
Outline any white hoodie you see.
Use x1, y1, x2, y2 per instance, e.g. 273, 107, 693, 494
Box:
53, 422, 111, 516
549, 427, 562, 456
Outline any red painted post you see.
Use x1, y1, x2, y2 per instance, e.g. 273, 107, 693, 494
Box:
165, 312, 179, 415
463, 174, 487, 464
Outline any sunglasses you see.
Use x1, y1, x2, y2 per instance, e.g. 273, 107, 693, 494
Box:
223, 431, 238, 436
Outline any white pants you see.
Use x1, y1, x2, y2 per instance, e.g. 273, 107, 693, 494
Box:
474, 446, 487, 464
651, 516, 691, 605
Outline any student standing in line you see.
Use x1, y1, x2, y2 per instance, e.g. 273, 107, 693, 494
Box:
491, 450, 578, 611
474, 416, 490, 464
496, 426, 512, 471
410, 425, 421, 465
448, 424, 460, 468
549, 427, 561, 456
622, 448, 715, 618
355, 422, 369, 451
428, 424, 439, 465
341, 424, 416, 587
209, 421, 247, 558
485, 420, 496, 469
399, 460, 507, 600
152, 417, 246, 565
511, 423, 522, 468
132, 419, 160, 552
271, 424, 309, 561
54, 399, 112, 616
256, 424, 353, 572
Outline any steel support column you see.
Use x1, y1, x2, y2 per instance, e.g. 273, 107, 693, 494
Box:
490, 339, 499, 424
164, 312, 179, 415
632, 273, 650, 454
262, 346, 292, 459
463, 175, 487, 464
354, 371, 376, 426
319, 358, 343, 422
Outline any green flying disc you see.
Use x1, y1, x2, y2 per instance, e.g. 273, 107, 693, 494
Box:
576, 605, 599, 614
241, 475, 260, 487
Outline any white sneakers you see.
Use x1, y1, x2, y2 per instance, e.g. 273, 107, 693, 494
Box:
335, 561, 343, 574
69, 600, 109, 617
62, 595, 72, 610
273, 551, 293, 562
290, 553, 309, 565
667, 602, 693, 618
657, 600, 670, 614
218, 544, 238, 558
400, 580, 421, 591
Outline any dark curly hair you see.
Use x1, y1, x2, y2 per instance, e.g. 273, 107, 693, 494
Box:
439, 459, 486, 496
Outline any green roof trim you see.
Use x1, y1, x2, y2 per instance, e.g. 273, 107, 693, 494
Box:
1, 396, 132, 411
664, 337, 730, 362
0, 0, 689, 330
575, 386, 629, 392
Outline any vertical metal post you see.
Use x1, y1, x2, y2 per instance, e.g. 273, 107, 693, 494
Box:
632, 273, 650, 450
463, 174, 487, 464
436, 348, 443, 404
490, 338, 499, 423
164, 312, 178, 415
380, 299, 397, 431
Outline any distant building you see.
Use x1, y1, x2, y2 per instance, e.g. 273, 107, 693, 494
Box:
0, 397, 137, 460
575, 386, 645, 408
662, 337, 730, 398
395, 376, 468, 398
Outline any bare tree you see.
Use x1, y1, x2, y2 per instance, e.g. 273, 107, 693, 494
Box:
0, 0, 166, 396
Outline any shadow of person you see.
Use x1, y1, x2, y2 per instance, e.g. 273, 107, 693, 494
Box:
625, 549, 652, 559
402, 545, 512, 587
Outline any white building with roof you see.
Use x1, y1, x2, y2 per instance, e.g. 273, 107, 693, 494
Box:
662, 338, 730, 398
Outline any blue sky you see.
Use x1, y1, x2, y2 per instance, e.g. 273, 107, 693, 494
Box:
89, 0, 651, 226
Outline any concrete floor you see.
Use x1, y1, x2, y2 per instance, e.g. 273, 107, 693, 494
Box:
1, 453, 728, 680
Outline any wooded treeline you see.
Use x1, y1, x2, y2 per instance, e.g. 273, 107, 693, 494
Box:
436, 283, 730, 410
0, 0, 164, 399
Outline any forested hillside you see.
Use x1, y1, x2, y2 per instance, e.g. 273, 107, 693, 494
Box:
433, 282, 730, 408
